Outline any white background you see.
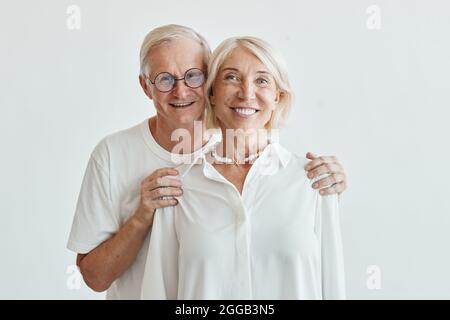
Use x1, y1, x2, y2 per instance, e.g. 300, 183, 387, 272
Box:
1, 0, 449, 299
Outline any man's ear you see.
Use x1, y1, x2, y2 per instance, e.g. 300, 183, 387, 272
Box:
139, 75, 153, 100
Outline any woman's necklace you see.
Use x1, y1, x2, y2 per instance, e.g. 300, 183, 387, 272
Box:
211, 147, 260, 164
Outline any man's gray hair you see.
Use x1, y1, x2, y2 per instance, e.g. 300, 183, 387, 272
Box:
139, 24, 211, 76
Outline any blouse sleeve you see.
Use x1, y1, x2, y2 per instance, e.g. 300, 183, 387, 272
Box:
141, 207, 179, 299
315, 194, 346, 299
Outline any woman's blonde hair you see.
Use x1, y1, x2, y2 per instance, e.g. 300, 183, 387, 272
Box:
139, 24, 211, 76
205, 36, 293, 129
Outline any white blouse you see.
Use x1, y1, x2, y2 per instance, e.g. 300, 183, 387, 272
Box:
141, 143, 345, 299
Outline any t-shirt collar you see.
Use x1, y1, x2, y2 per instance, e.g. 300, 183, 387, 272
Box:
140, 118, 221, 165
177, 140, 292, 178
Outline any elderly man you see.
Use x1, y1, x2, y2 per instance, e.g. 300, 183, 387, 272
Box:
67, 24, 348, 299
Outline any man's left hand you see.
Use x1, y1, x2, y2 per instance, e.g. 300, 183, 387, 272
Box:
304, 152, 347, 196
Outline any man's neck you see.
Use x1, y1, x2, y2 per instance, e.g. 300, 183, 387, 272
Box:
149, 116, 209, 154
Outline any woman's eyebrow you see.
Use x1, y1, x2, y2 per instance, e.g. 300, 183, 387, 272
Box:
221, 67, 239, 72
222, 67, 270, 75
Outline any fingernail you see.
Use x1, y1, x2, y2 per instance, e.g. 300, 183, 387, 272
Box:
307, 172, 313, 178
313, 183, 318, 188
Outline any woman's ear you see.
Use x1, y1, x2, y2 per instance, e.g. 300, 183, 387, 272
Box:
274, 90, 282, 104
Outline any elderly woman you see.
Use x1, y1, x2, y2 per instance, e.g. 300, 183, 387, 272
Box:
141, 36, 345, 299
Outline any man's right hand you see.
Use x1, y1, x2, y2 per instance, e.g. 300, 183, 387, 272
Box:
133, 167, 182, 226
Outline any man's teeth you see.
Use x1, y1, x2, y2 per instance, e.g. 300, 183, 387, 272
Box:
233, 108, 257, 115
171, 102, 193, 107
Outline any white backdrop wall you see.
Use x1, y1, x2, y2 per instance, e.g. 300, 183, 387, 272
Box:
1, 0, 449, 299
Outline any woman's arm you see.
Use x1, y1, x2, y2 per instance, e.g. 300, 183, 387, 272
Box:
315, 194, 346, 299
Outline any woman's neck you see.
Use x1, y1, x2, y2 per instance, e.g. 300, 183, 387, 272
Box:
216, 127, 270, 164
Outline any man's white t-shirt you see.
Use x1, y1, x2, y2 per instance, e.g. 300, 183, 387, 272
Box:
66, 119, 218, 299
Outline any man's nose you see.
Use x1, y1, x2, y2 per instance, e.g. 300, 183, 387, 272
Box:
171, 79, 190, 98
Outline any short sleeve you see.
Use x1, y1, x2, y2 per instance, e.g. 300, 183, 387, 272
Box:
67, 153, 119, 254
141, 207, 179, 299
315, 194, 346, 299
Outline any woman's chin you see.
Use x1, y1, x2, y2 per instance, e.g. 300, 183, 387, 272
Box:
222, 123, 267, 133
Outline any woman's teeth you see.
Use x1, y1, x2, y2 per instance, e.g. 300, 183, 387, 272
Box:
233, 108, 257, 115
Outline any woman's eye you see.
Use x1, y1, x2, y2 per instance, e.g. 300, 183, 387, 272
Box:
224, 73, 239, 81
256, 78, 269, 86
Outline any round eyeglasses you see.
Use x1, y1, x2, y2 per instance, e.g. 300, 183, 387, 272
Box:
145, 68, 206, 93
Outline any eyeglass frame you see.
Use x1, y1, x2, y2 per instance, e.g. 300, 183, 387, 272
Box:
144, 68, 206, 93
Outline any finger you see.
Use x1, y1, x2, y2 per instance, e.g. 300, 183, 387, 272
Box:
304, 155, 338, 171
146, 187, 183, 200
305, 155, 338, 171
152, 198, 178, 209
305, 152, 317, 160
312, 173, 345, 189
145, 176, 183, 190
336, 180, 347, 194
307, 163, 343, 179
319, 181, 346, 196
147, 167, 179, 181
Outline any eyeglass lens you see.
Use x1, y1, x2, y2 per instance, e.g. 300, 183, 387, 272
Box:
153, 69, 205, 92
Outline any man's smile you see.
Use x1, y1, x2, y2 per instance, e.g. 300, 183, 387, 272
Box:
169, 101, 196, 108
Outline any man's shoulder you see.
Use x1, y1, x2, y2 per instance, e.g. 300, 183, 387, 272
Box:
103, 120, 145, 146
90, 120, 146, 164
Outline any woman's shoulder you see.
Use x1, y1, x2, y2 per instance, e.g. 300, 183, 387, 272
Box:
271, 143, 310, 170
289, 152, 310, 168
268, 145, 319, 199
286, 153, 311, 184
267, 144, 311, 184
286, 150, 334, 188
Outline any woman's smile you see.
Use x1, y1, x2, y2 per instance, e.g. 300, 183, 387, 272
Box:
230, 106, 260, 117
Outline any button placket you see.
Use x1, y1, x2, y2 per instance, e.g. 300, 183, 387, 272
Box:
204, 160, 256, 298
225, 186, 252, 298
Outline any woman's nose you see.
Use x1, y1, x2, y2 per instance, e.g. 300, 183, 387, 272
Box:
238, 81, 256, 100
